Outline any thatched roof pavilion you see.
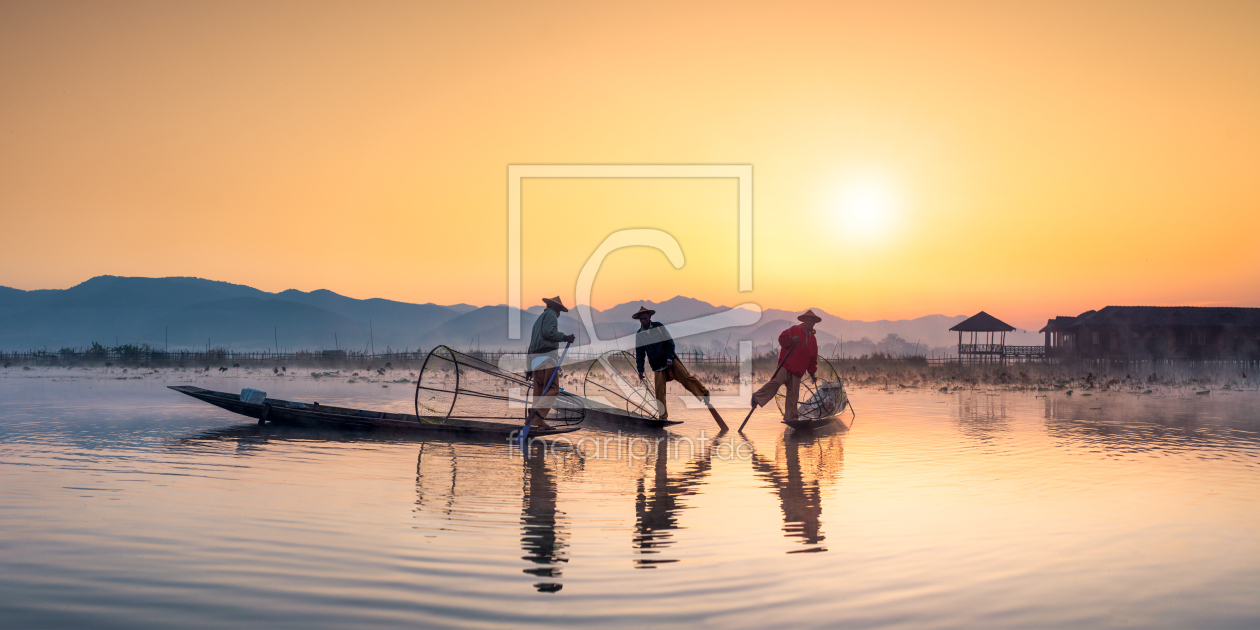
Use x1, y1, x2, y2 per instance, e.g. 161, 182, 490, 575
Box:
950, 311, 1015, 333
951, 311, 1016, 361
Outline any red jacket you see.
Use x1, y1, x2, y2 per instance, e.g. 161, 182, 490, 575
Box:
777, 324, 818, 377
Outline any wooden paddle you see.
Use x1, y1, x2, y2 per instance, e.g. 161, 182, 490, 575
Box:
705, 400, 728, 431
738, 338, 798, 432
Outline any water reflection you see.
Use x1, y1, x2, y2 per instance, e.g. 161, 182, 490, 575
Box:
748, 427, 845, 553
10, 377, 1260, 626
633, 433, 722, 567
521, 448, 567, 592
1041, 393, 1260, 456
413, 441, 582, 593
954, 394, 1011, 442
181, 423, 448, 449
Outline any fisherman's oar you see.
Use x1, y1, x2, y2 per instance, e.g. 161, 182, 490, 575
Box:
738, 338, 798, 432
705, 399, 729, 431
693, 361, 729, 431
519, 341, 572, 451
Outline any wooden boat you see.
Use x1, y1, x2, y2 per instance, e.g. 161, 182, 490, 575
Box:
781, 381, 852, 432
782, 416, 845, 431
578, 398, 682, 430
578, 350, 686, 431
169, 385, 581, 437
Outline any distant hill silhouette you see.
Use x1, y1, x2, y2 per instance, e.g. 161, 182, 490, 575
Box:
151, 297, 365, 350
0, 276, 463, 351
0, 275, 1041, 353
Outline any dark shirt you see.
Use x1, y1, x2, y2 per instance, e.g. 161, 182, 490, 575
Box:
527, 308, 567, 366
635, 322, 677, 374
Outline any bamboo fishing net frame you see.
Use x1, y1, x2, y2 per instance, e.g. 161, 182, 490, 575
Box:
775, 356, 849, 421
415, 345, 585, 425
581, 350, 663, 419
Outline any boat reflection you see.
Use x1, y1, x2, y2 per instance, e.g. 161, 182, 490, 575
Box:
185, 422, 854, 584
179, 423, 504, 450
747, 426, 845, 553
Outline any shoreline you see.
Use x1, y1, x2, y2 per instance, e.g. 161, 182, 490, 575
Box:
5, 360, 1258, 397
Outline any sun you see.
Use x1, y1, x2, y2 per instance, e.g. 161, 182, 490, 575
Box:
833, 174, 900, 240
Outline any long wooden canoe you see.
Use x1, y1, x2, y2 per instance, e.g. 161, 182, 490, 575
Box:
578, 398, 683, 430
169, 385, 581, 437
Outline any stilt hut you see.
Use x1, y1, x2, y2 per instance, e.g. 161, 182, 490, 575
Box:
951, 311, 1016, 363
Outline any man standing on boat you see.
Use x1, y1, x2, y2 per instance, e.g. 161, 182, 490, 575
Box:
751, 310, 821, 423
527, 296, 576, 430
633, 306, 711, 420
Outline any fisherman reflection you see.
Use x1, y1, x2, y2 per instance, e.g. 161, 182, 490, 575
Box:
747, 428, 845, 553
521, 448, 568, 592
413, 443, 572, 594
633, 433, 720, 567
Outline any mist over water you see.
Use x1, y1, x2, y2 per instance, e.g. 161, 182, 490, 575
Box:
2, 370, 1258, 628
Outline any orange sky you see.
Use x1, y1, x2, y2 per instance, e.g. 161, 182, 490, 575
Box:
2, 0, 1259, 328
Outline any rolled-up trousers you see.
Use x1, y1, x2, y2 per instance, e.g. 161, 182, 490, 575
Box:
530, 367, 560, 426
753, 370, 801, 422
652, 360, 709, 420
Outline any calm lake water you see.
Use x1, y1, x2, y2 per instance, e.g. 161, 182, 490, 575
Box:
2, 369, 1259, 628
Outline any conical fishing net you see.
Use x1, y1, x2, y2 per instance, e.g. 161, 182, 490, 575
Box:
415, 345, 585, 426
776, 356, 849, 421
582, 350, 663, 419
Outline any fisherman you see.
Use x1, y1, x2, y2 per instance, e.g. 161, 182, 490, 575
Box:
751, 310, 821, 423
633, 305, 711, 420
526, 296, 576, 430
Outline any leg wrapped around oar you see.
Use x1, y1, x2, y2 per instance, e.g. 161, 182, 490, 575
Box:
753, 370, 801, 422
652, 360, 709, 420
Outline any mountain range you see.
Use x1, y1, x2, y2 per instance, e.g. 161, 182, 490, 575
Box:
0, 276, 1043, 354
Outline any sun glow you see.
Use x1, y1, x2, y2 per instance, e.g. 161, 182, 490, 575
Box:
833, 174, 901, 241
